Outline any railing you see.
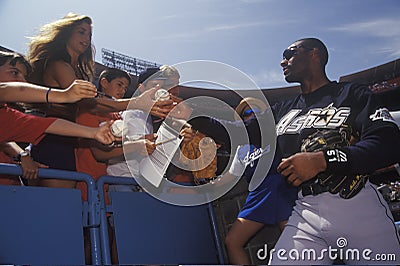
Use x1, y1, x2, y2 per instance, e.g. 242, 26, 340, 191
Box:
0, 163, 224, 265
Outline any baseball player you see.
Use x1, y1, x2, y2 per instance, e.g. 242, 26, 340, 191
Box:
207, 38, 400, 265
267, 38, 400, 265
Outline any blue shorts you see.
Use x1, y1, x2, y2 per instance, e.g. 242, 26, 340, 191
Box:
238, 173, 298, 225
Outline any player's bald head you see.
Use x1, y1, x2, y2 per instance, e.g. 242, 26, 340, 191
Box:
295, 38, 329, 68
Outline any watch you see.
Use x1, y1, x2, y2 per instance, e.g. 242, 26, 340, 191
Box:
13, 151, 30, 163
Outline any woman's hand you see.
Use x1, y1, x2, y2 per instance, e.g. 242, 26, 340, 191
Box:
65, 79, 97, 102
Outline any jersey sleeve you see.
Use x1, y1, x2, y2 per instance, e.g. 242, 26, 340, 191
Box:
325, 84, 400, 174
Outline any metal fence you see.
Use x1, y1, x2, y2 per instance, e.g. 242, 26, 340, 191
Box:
0, 163, 224, 265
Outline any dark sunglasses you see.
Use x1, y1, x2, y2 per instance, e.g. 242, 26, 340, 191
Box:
283, 45, 313, 60
242, 108, 261, 117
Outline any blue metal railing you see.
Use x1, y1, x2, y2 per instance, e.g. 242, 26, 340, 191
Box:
97, 175, 225, 265
0, 164, 225, 265
0, 163, 102, 265
96, 175, 138, 264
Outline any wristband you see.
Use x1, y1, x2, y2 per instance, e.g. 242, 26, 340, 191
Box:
228, 146, 246, 177
323, 147, 351, 174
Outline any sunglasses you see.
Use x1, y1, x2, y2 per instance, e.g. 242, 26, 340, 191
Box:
283, 45, 313, 60
242, 108, 261, 117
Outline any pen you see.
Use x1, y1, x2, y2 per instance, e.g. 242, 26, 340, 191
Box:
155, 137, 178, 146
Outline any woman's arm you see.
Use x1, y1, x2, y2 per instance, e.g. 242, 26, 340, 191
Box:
0, 80, 97, 103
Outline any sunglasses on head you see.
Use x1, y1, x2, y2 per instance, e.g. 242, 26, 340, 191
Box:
242, 108, 261, 117
282, 45, 313, 60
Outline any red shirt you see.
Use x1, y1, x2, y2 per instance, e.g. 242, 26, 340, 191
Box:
0, 105, 56, 186
0, 105, 56, 144
75, 111, 120, 202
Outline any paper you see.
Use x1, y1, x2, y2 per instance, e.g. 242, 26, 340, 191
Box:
139, 120, 183, 187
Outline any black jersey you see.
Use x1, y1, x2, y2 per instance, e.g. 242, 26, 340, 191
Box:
245, 81, 400, 175
206, 81, 400, 176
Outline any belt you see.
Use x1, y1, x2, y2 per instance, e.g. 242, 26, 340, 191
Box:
301, 182, 330, 197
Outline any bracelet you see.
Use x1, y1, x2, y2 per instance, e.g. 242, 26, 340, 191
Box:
46, 88, 52, 104
13, 151, 29, 163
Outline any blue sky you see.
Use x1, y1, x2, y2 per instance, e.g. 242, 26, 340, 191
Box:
1, 0, 399, 88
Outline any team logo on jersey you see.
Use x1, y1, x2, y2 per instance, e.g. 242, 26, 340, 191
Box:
369, 108, 395, 123
238, 144, 264, 168
276, 103, 351, 135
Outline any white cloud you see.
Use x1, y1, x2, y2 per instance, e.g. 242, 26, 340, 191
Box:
249, 68, 286, 88
206, 21, 267, 32
329, 18, 400, 38
329, 18, 400, 58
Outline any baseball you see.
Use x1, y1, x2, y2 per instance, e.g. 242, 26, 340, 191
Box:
110, 119, 125, 137
155, 88, 170, 101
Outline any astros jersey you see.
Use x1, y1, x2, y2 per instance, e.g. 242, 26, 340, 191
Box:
245, 81, 400, 176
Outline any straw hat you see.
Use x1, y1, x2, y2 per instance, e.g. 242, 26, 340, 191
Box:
234, 97, 269, 121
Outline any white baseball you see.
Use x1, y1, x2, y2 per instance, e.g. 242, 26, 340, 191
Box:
110, 119, 125, 137
155, 89, 170, 101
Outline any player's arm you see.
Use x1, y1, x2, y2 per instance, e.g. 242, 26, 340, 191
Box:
0, 80, 97, 103
328, 126, 400, 174
323, 86, 400, 175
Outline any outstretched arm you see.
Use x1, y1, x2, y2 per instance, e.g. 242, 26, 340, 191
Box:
79, 87, 174, 118
0, 80, 97, 103
45, 119, 115, 145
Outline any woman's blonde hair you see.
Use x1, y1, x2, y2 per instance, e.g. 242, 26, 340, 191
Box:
27, 13, 95, 84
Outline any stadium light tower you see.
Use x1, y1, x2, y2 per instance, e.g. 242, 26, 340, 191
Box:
101, 48, 161, 75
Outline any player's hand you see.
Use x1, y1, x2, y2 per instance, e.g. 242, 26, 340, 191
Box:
94, 121, 116, 145
63, 80, 97, 102
277, 151, 327, 186
20, 156, 48, 179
